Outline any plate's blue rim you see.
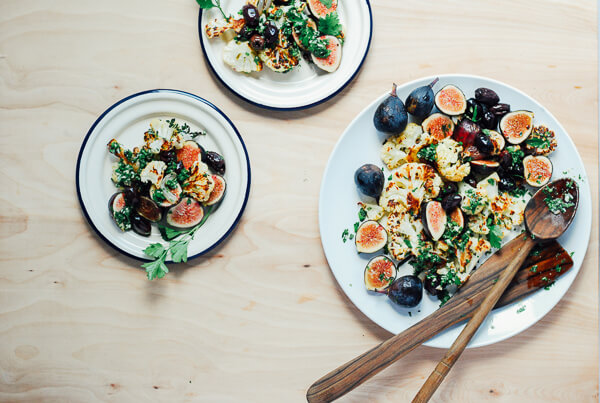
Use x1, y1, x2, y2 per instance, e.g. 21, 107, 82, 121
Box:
75, 89, 252, 263
197, 1, 373, 111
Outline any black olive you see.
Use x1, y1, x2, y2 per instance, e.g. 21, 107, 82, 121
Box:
465, 98, 481, 122
475, 87, 500, 106
465, 175, 478, 188
499, 151, 512, 170
424, 273, 441, 296
238, 25, 256, 41
273, 0, 291, 4
250, 34, 265, 51
131, 214, 152, 237
481, 111, 497, 130
123, 186, 139, 207
489, 103, 510, 117
441, 194, 462, 211
242, 5, 259, 27
475, 132, 494, 154
440, 182, 458, 196
159, 150, 176, 163
498, 177, 516, 192
263, 23, 279, 48
205, 151, 226, 175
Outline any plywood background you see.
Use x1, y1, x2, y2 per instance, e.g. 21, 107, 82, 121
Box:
0, 0, 597, 401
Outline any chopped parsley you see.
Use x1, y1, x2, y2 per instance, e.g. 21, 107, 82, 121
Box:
417, 144, 438, 164
358, 208, 367, 221
488, 224, 503, 249
516, 306, 526, 314
530, 265, 538, 273
341, 228, 350, 243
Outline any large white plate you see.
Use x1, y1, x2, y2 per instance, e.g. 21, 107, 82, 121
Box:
319, 75, 592, 348
76, 90, 251, 262
198, 1, 372, 110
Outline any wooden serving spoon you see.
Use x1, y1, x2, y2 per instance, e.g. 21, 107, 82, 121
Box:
412, 178, 579, 402
306, 178, 578, 403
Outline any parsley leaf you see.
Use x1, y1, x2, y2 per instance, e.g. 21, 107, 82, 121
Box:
170, 239, 190, 263
144, 243, 166, 259
318, 13, 342, 37
142, 259, 169, 281
358, 208, 367, 221
320, 0, 333, 8
196, 0, 227, 19
488, 224, 503, 249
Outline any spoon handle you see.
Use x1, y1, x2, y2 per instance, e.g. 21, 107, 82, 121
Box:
412, 236, 536, 403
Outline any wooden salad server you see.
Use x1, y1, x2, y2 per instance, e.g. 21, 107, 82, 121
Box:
307, 179, 578, 403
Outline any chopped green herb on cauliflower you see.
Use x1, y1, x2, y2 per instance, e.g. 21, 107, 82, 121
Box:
379, 162, 442, 214
435, 138, 471, 182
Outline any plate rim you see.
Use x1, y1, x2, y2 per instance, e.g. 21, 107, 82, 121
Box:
75, 88, 252, 262
318, 73, 592, 348
197, 0, 373, 111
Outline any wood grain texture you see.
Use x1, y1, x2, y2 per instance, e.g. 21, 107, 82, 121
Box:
0, 0, 597, 402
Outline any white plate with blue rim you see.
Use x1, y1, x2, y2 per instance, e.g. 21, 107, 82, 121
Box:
76, 89, 251, 262
319, 74, 592, 348
198, 0, 373, 110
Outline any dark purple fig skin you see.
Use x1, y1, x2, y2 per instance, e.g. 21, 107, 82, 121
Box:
374, 84, 408, 134
388, 275, 423, 308
355, 164, 385, 199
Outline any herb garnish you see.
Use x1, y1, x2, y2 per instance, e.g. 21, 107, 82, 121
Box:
196, 0, 227, 19
417, 144, 438, 164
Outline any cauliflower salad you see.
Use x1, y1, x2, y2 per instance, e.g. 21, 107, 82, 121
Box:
351, 81, 561, 307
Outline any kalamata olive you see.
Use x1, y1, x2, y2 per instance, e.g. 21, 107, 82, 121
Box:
440, 182, 458, 196
481, 111, 497, 129
499, 150, 512, 170
273, 0, 291, 4
159, 150, 176, 163
123, 186, 140, 207
465, 98, 482, 122
133, 180, 150, 196
465, 175, 478, 188
475, 132, 494, 154
175, 161, 184, 173
498, 177, 516, 192
238, 25, 256, 40
489, 103, 510, 117
242, 5, 259, 27
131, 214, 152, 237
424, 273, 442, 296
475, 87, 500, 106
263, 23, 279, 48
250, 34, 265, 51
205, 151, 226, 175
441, 194, 462, 211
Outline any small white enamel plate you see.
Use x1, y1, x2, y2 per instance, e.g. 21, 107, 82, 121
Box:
198, 1, 372, 110
319, 75, 592, 348
76, 90, 251, 262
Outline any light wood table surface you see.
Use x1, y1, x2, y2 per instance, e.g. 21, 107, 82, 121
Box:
1, 0, 598, 401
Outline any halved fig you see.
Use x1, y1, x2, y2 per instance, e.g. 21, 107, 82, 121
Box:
448, 207, 465, 231
108, 192, 131, 231
355, 220, 387, 253
166, 197, 205, 229
176, 141, 205, 170
487, 129, 505, 155
500, 110, 534, 144
421, 201, 447, 241
136, 196, 162, 222
470, 160, 500, 174
307, 0, 337, 18
364, 255, 397, 292
523, 155, 552, 187
292, 19, 316, 51
131, 215, 152, 237
311, 35, 342, 73
452, 119, 481, 147
205, 175, 226, 206
435, 85, 467, 116
421, 113, 454, 140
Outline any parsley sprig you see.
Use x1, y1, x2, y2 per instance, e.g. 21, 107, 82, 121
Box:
196, 0, 227, 19
318, 13, 342, 37
141, 205, 213, 280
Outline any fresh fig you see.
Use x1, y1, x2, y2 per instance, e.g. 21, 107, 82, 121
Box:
108, 192, 131, 231
421, 113, 454, 140
307, 0, 337, 18
421, 201, 447, 241
311, 35, 342, 73
435, 84, 467, 116
405, 78, 438, 119
523, 155, 552, 187
131, 214, 151, 237
176, 141, 205, 170
166, 197, 205, 229
470, 160, 500, 175
354, 164, 384, 199
136, 196, 162, 223
499, 110, 534, 144
373, 84, 408, 134
205, 175, 226, 206
388, 275, 423, 308
109, 192, 127, 215
474, 87, 500, 106
448, 207, 465, 231
364, 255, 397, 291
355, 220, 388, 253
292, 19, 316, 51
453, 119, 481, 147
205, 151, 226, 175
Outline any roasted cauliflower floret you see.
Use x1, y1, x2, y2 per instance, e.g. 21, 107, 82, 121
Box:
358, 202, 384, 221
223, 40, 263, 73
205, 17, 245, 39
183, 161, 215, 202
524, 125, 557, 156
384, 212, 424, 261
379, 163, 442, 214
380, 123, 431, 170
140, 160, 166, 186
435, 138, 471, 182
